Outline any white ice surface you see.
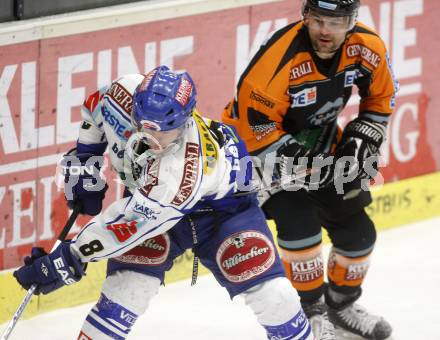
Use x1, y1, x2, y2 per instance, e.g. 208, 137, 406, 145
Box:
2, 217, 440, 340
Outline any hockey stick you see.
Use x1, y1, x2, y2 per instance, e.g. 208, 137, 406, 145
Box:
234, 120, 339, 197
0, 203, 82, 340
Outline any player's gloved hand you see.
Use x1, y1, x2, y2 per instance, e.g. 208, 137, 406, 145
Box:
13, 241, 85, 295
62, 149, 108, 216
277, 139, 334, 190
335, 117, 386, 180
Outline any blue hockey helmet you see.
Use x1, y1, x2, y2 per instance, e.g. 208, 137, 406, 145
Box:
132, 65, 197, 132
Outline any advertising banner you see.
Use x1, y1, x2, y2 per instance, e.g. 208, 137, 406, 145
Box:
0, 0, 439, 272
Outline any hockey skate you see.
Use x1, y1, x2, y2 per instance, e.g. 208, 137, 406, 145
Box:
303, 300, 336, 340
327, 303, 392, 340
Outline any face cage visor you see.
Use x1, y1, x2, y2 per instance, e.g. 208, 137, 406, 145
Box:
303, 6, 358, 34
121, 122, 189, 188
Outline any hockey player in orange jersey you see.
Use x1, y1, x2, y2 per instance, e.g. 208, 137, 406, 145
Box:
222, 1, 398, 339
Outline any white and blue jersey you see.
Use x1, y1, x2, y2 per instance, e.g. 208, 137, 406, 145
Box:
71, 75, 282, 296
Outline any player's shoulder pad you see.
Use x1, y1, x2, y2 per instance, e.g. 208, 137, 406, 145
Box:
83, 89, 105, 116
106, 73, 146, 97
348, 22, 388, 55
192, 109, 219, 176
262, 20, 303, 48
101, 73, 146, 116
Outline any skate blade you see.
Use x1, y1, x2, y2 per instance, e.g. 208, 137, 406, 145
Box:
335, 327, 395, 340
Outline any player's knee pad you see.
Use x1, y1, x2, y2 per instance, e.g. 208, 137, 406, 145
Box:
79, 270, 160, 339
330, 209, 377, 251
327, 246, 372, 290
242, 277, 313, 339
280, 243, 324, 299
101, 270, 161, 314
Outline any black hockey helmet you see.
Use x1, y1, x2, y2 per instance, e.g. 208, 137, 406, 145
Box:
302, 0, 360, 17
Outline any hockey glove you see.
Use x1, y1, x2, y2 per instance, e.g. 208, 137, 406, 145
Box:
62, 149, 108, 216
13, 241, 85, 295
335, 117, 386, 181
277, 139, 334, 191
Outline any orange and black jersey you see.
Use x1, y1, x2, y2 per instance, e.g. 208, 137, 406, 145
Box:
222, 21, 398, 153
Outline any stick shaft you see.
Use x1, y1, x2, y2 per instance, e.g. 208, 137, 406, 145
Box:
0, 204, 82, 340
235, 120, 339, 197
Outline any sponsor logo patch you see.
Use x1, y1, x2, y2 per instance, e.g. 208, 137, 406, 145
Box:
216, 231, 275, 283
133, 202, 159, 220
308, 97, 343, 125
107, 221, 138, 243
171, 143, 199, 206
385, 52, 399, 109
41, 263, 49, 277
81, 121, 92, 130
292, 87, 317, 107
318, 1, 337, 10
139, 69, 157, 91
175, 77, 193, 106
291, 256, 324, 283
193, 111, 218, 175
346, 262, 370, 281
290, 60, 313, 80
106, 82, 133, 114
140, 119, 161, 131
248, 108, 277, 141
53, 257, 76, 285
101, 107, 133, 140
83, 90, 102, 113
344, 70, 358, 87
390, 95, 396, 109
114, 234, 170, 265
346, 44, 381, 68
250, 91, 275, 108
78, 331, 93, 340
139, 158, 160, 197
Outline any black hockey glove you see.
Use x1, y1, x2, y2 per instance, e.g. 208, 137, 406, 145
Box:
277, 139, 334, 191
335, 117, 386, 181
61, 149, 108, 216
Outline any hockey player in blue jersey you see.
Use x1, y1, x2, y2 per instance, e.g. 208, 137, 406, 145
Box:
14, 66, 315, 339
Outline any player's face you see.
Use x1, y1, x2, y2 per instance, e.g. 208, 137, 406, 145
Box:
305, 11, 351, 56
140, 127, 183, 154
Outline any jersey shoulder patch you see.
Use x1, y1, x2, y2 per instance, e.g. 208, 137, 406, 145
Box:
192, 110, 219, 175
83, 90, 103, 114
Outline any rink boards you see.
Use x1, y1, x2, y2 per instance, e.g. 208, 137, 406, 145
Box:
1, 0, 439, 325
1, 170, 439, 324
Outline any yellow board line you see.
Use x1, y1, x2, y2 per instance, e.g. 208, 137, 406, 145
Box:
1, 171, 439, 324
